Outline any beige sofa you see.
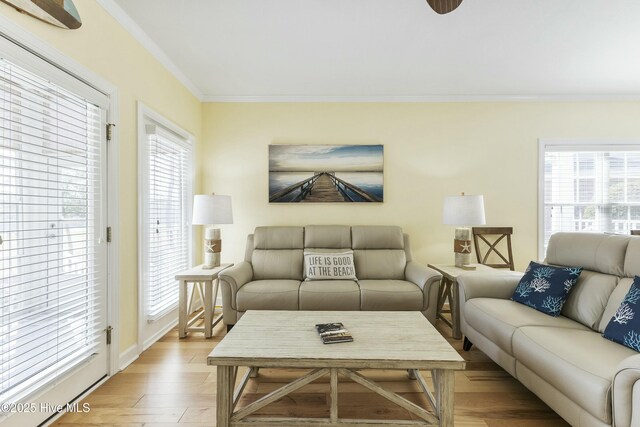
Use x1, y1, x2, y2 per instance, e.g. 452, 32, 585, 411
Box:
458, 232, 640, 427
219, 225, 442, 327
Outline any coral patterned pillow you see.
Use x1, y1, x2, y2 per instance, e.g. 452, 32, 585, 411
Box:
603, 277, 640, 351
511, 261, 583, 317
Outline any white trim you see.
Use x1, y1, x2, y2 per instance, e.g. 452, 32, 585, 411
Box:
138, 103, 195, 142
538, 138, 640, 260
142, 319, 179, 352
137, 102, 195, 354
95, 0, 203, 101
118, 344, 139, 371
537, 139, 546, 262
137, 103, 147, 356
202, 94, 640, 103
41, 376, 110, 427
106, 96, 121, 376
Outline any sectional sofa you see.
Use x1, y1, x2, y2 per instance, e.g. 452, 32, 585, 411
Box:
219, 225, 442, 327
458, 232, 640, 427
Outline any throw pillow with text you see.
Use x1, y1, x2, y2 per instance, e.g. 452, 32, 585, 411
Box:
304, 251, 357, 280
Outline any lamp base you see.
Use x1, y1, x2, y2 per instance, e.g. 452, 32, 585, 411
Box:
454, 227, 472, 268
203, 227, 222, 269
203, 253, 220, 269
454, 253, 470, 268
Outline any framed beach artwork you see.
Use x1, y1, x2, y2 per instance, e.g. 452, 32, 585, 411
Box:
269, 144, 384, 203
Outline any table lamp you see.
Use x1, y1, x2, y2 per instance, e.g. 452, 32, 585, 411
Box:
443, 193, 486, 268
192, 194, 233, 269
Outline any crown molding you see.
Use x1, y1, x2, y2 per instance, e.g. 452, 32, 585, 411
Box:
96, 0, 203, 101
202, 94, 640, 103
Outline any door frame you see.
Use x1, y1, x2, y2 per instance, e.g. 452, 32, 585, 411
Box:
0, 10, 121, 379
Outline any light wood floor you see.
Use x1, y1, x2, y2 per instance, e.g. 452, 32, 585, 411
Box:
52, 319, 570, 427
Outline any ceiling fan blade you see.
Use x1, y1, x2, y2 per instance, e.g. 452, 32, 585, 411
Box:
426, 0, 464, 15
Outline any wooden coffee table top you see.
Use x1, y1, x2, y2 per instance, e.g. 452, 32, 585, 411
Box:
207, 311, 465, 371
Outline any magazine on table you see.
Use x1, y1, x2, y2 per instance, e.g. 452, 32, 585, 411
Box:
315, 322, 353, 344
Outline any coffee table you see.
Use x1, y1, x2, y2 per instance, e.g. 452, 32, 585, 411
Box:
207, 310, 465, 427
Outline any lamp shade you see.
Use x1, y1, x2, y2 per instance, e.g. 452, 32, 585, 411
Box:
443, 194, 486, 226
192, 194, 233, 225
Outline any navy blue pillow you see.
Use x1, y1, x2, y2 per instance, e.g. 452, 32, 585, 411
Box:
603, 277, 640, 352
511, 261, 583, 316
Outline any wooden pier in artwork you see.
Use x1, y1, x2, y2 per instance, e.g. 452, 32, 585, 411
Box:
269, 172, 382, 203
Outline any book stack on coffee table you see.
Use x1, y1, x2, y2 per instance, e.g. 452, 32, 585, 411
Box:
315, 322, 354, 344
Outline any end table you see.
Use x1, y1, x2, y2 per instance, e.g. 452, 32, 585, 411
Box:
427, 263, 495, 339
175, 263, 232, 338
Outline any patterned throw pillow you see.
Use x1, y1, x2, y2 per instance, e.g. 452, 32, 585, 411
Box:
304, 251, 357, 280
603, 277, 640, 351
511, 261, 583, 316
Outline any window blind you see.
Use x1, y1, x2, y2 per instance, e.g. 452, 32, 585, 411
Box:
541, 145, 640, 255
0, 58, 105, 403
141, 123, 192, 321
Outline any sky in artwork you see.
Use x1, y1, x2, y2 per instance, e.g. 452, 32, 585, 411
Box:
269, 145, 383, 172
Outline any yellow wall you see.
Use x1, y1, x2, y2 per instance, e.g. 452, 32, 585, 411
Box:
5, 0, 640, 357
0, 1, 202, 352
202, 102, 640, 270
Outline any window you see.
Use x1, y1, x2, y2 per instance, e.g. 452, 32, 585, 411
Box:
0, 56, 108, 409
539, 140, 640, 258
138, 106, 192, 327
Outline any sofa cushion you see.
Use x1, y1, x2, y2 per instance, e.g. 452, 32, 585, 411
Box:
603, 276, 640, 351
299, 280, 360, 310
354, 250, 406, 280
252, 249, 303, 281
254, 226, 304, 249
304, 225, 351, 248
352, 225, 404, 249
600, 278, 635, 332
561, 270, 619, 330
545, 232, 630, 277
511, 261, 582, 316
513, 326, 637, 423
304, 251, 357, 280
624, 237, 640, 278
464, 298, 589, 355
236, 280, 300, 311
358, 280, 423, 310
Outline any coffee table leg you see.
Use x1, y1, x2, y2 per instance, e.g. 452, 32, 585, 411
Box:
217, 366, 232, 427
330, 368, 338, 422
435, 369, 454, 427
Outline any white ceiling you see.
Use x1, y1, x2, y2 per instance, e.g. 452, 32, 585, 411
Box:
104, 0, 640, 101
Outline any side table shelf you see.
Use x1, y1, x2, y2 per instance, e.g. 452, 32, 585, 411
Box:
175, 263, 232, 338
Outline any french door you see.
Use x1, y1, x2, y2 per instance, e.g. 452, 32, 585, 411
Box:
0, 40, 109, 426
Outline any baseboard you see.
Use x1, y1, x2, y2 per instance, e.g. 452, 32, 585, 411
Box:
118, 344, 139, 370
142, 319, 178, 352
42, 376, 110, 426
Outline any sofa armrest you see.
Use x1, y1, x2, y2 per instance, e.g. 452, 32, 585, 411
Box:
219, 261, 254, 309
405, 261, 442, 292
457, 271, 523, 303
613, 353, 640, 427
405, 261, 442, 324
